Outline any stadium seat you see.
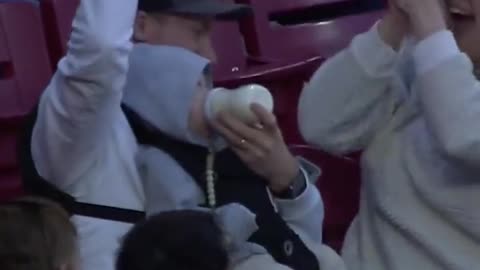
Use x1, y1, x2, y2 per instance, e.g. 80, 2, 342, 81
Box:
290, 145, 361, 251
39, 0, 319, 83
257, 0, 353, 13
40, 0, 79, 69
211, 21, 251, 79
210, 18, 324, 142
0, 2, 52, 201
39, 0, 324, 131
237, 0, 383, 61
215, 56, 323, 142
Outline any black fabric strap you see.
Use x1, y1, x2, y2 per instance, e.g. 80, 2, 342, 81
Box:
19, 105, 145, 224
72, 202, 145, 224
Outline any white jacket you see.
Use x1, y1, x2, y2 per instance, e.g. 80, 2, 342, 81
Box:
299, 24, 480, 270
32, 1, 141, 270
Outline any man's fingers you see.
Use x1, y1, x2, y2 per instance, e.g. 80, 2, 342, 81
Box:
212, 119, 266, 160
250, 103, 277, 131
211, 119, 246, 149
217, 111, 262, 143
231, 144, 265, 164
213, 111, 275, 153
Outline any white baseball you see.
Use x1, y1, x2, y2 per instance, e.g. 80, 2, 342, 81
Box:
206, 84, 274, 124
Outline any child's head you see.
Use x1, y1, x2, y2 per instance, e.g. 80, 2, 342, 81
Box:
0, 197, 78, 270
117, 210, 229, 270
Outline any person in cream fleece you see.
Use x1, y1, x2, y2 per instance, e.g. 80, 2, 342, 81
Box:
298, 0, 480, 269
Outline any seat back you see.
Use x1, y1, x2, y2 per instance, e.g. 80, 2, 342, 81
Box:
40, 0, 250, 82
262, 0, 353, 13
238, 0, 383, 60
211, 21, 251, 80
40, 0, 79, 69
290, 145, 361, 251
0, 2, 52, 201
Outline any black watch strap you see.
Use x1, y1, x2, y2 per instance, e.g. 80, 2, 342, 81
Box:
273, 169, 307, 199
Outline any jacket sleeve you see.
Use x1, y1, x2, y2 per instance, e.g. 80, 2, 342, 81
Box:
31, 0, 137, 188
298, 23, 402, 154
414, 31, 480, 168
272, 159, 345, 269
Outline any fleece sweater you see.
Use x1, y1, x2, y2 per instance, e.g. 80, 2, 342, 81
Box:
298, 24, 480, 270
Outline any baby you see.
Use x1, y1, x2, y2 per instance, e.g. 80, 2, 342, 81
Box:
117, 210, 229, 270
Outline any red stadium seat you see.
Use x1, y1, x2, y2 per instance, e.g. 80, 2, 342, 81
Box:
271, 0, 387, 13
39, 0, 323, 91
40, 0, 80, 69
38, 0, 324, 136
0, 2, 52, 201
214, 56, 323, 143
237, 0, 383, 61
290, 145, 361, 251
211, 21, 250, 79
209, 17, 324, 142
39, 0, 312, 82
259, 0, 352, 13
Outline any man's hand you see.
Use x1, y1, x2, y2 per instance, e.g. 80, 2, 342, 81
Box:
378, 0, 411, 50
450, 0, 480, 65
393, 0, 448, 39
211, 104, 299, 193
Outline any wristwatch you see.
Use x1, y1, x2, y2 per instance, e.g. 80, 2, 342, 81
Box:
272, 169, 307, 199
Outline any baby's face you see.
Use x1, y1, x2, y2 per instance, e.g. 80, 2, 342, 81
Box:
448, 0, 480, 64
188, 76, 210, 140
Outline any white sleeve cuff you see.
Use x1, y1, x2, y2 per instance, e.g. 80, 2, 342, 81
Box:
274, 179, 321, 220
413, 30, 461, 75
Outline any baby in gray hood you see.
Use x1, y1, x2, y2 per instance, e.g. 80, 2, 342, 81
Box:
122, 44, 344, 270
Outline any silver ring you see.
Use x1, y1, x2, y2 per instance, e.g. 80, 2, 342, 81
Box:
254, 123, 264, 130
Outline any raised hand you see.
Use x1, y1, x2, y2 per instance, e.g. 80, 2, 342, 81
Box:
392, 0, 448, 38
378, 0, 411, 50
450, 0, 480, 67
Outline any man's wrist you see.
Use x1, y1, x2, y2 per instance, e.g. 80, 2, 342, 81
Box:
411, 7, 447, 39
268, 156, 299, 193
378, 14, 408, 51
270, 168, 307, 199
414, 20, 447, 40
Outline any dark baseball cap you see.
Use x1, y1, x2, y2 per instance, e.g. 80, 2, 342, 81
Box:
138, 0, 252, 21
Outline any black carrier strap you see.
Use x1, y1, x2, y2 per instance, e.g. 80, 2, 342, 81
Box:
20, 104, 319, 270
123, 105, 320, 270
19, 106, 145, 224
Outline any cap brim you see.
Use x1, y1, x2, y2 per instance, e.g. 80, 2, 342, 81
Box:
163, 1, 252, 21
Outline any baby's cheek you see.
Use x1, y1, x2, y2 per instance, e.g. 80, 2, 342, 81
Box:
189, 84, 210, 136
